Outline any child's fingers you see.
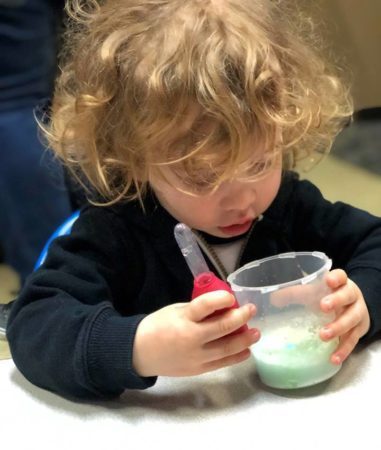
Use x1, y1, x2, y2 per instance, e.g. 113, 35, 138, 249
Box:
186, 290, 235, 322
324, 269, 347, 290
203, 328, 260, 361
204, 303, 256, 341
320, 282, 357, 313
202, 348, 253, 373
329, 328, 360, 365
320, 303, 359, 341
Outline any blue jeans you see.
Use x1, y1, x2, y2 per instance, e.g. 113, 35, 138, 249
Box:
0, 0, 71, 283
0, 106, 71, 282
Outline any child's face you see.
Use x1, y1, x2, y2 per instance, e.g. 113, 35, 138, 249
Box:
151, 165, 282, 238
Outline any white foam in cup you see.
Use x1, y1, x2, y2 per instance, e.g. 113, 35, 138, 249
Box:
227, 251, 341, 389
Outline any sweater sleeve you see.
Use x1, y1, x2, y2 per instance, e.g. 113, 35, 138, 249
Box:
6, 206, 156, 399
285, 178, 381, 340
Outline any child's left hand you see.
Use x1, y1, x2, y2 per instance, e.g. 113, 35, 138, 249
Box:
319, 269, 370, 365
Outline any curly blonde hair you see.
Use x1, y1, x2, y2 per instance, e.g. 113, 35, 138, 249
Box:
45, 0, 353, 204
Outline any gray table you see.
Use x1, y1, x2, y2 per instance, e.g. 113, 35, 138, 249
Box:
1, 341, 379, 450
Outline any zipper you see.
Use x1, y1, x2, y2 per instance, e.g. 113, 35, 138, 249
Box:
235, 214, 262, 269
191, 215, 263, 281
191, 232, 228, 280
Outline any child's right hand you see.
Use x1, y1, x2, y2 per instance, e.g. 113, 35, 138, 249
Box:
132, 291, 259, 377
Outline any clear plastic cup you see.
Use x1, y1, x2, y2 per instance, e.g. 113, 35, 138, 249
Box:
227, 251, 341, 389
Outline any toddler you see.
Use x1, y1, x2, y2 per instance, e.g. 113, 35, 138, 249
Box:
7, 0, 381, 399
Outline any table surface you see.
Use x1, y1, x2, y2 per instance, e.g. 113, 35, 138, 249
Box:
1, 340, 380, 450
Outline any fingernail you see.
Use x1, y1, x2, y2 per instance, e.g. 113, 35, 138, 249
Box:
332, 355, 342, 365
247, 304, 256, 315
250, 328, 260, 340
323, 298, 332, 310
322, 327, 333, 339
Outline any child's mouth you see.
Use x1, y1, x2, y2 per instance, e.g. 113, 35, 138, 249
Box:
218, 219, 253, 236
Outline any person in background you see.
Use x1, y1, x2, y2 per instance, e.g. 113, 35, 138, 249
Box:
0, 0, 71, 283
7, 0, 381, 400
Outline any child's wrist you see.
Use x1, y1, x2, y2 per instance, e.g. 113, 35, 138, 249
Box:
132, 318, 157, 377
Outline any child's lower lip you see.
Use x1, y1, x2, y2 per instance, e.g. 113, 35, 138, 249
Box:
218, 220, 253, 236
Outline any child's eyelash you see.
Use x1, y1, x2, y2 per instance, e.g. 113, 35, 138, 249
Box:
251, 161, 267, 172
174, 154, 276, 193
184, 175, 215, 191
236, 156, 276, 181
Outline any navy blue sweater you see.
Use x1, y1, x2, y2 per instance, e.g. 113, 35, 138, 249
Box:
7, 172, 381, 399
